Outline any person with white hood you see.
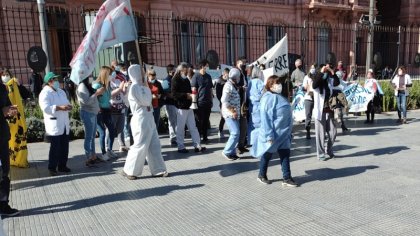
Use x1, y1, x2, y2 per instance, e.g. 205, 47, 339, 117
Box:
122, 64, 168, 180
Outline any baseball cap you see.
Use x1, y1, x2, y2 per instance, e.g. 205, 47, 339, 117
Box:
43, 72, 60, 84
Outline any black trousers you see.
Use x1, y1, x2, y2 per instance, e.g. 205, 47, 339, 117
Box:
197, 106, 212, 140
48, 130, 70, 171
0, 137, 10, 202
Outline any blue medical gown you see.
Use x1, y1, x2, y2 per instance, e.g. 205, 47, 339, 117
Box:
250, 91, 293, 158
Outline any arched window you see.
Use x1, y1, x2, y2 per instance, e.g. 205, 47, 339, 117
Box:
317, 22, 331, 65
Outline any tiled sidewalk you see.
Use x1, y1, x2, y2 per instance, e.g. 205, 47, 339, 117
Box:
4, 110, 420, 235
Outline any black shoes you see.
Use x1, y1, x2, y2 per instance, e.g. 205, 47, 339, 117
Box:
49, 169, 58, 176
0, 204, 20, 217
282, 178, 299, 187
258, 176, 272, 185
58, 167, 71, 173
222, 152, 239, 161
194, 147, 207, 153
237, 147, 249, 154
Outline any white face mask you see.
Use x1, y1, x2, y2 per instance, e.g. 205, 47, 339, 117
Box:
398, 70, 403, 76
271, 83, 283, 94
310, 68, 316, 75
121, 71, 127, 76
2, 75, 11, 83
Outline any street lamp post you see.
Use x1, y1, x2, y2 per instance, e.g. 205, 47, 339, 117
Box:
365, 0, 375, 75
37, 0, 50, 73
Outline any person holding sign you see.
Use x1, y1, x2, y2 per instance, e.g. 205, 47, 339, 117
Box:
312, 64, 340, 161
392, 66, 412, 124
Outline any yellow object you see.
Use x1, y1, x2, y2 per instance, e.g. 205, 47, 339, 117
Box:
4, 78, 29, 168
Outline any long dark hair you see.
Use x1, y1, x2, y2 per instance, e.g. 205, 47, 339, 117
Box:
82, 77, 95, 95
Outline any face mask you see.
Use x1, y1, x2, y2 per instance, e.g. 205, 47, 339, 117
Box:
2, 75, 11, 83
53, 81, 60, 90
398, 71, 403, 76
111, 71, 117, 80
271, 83, 282, 94
121, 71, 127, 76
115, 66, 120, 72
150, 79, 156, 83
310, 68, 316, 75
181, 74, 188, 79
88, 77, 94, 84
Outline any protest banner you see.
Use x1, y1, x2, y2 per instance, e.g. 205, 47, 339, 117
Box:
292, 88, 306, 122
252, 35, 289, 77
70, 0, 137, 84
344, 83, 374, 113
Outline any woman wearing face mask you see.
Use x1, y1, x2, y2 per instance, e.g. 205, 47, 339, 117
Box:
94, 66, 117, 161
250, 75, 297, 186
76, 75, 106, 166
364, 69, 384, 124
123, 64, 168, 180
215, 68, 229, 138
39, 72, 72, 176
147, 69, 164, 128
1, 69, 28, 168
221, 68, 242, 161
392, 66, 412, 124
302, 64, 316, 139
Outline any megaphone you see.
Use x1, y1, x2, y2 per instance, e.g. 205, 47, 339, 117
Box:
190, 88, 198, 110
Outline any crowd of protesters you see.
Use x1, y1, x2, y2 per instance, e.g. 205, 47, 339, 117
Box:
0, 59, 413, 218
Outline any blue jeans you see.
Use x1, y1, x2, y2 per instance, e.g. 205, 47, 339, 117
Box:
153, 107, 161, 129
97, 111, 115, 154
259, 149, 291, 180
80, 110, 97, 158
223, 118, 240, 156
396, 92, 407, 119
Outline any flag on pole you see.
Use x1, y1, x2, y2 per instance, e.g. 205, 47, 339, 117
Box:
69, 0, 137, 84
252, 34, 289, 77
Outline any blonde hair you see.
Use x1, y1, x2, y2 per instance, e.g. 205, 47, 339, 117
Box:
97, 66, 112, 89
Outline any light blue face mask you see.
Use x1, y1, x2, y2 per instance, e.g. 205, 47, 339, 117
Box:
53, 81, 60, 90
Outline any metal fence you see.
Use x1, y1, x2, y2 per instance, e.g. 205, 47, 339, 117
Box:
0, 5, 419, 84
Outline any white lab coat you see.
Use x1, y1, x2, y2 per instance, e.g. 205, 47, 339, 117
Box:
123, 65, 167, 176
39, 86, 70, 136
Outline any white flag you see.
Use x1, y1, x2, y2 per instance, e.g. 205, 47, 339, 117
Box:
252, 34, 289, 77
69, 0, 137, 84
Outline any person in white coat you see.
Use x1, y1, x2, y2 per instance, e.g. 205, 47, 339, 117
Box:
122, 64, 168, 180
39, 72, 72, 176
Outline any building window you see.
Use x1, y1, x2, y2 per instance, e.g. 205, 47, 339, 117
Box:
267, 26, 284, 49
317, 24, 331, 65
226, 23, 247, 66
47, 8, 71, 75
175, 21, 206, 65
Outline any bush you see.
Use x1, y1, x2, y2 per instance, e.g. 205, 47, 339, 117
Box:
70, 118, 85, 140
378, 80, 420, 112
26, 117, 45, 143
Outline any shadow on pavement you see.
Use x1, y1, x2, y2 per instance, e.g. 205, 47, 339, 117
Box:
22, 184, 204, 216
337, 146, 409, 158
293, 165, 379, 185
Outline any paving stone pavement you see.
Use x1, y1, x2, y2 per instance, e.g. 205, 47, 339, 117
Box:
3, 109, 420, 236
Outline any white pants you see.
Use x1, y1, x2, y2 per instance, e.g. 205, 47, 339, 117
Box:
176, 109, 201, 150
123, 113, 167, 176
165, 105, 178, 142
